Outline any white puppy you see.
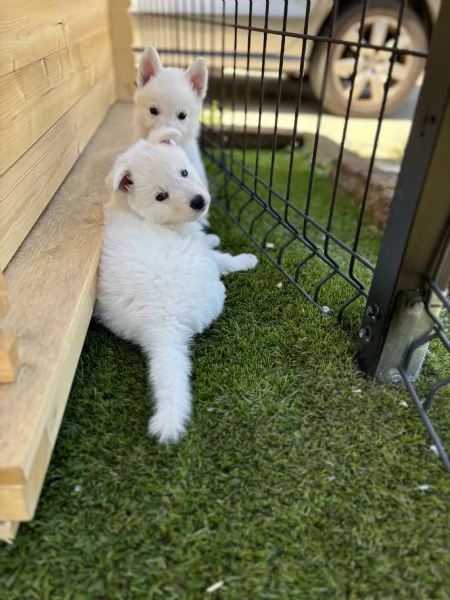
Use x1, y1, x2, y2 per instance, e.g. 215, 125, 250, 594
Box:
96, 129, 258, 443
134, 46, 208, 185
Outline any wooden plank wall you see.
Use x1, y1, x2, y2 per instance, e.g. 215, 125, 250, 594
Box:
0, 0, 116, 270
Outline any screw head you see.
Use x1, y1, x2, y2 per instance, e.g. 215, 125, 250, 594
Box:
386, 368, 402, 385
365, 304, 380, 319
407, 296, 424, 310
359, 326, 372, 343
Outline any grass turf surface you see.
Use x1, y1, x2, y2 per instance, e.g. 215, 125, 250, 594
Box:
1, 149, 450, 599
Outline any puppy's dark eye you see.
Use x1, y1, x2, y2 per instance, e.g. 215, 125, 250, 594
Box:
181, 169, 188, 177
156, 192, 168, 202
149, 105, 159, 116
177, 111, 187, 120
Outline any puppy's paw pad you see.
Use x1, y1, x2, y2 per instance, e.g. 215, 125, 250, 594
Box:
148, 414, 186, 444
236, 253, 258, 271
206, 234, 221, 249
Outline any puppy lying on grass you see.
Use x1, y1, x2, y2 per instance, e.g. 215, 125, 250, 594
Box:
96, 129, 258, 443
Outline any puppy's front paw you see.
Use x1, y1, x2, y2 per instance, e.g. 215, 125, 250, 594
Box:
206, 234, 221, 249
235, 253, 258, 271
148, 412, 186, 444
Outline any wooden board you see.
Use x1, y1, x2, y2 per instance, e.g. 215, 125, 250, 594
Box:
0, 520, 19, 544
1, 28, 113, 174
0, 331, 20, 383
0, 0, 109, 76
0, 272, 20, 385
0, 273, 8, 316
109, 0, 135, 101
1, 70, 115, 270
111, 49, 135, 101
0, 102, 132, 529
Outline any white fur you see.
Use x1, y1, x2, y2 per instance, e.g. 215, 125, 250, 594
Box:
96, 134, 258, 443
134, 46, 208, 185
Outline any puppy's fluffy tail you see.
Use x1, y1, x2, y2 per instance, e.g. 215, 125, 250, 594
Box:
146, 333, 192, 443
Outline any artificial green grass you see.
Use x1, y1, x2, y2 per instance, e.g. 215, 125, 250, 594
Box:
1, 149, 450, 599
206, 144, 382, 334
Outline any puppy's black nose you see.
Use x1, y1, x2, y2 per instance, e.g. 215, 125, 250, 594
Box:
190, 194, 205, 211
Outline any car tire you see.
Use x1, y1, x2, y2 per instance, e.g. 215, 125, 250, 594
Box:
308, 0, 428, 117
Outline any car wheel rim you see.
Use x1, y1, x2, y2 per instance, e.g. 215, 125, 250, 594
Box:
331, 15, 414, 108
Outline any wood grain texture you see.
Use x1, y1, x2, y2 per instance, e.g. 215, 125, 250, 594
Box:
1, 28, 113, 174
0, 331, 20, 383
0, 103, 133, 523
109, 0, 134, 101
0, 0, 109, 76
0, 273, 8, 316
0, 273, 20, 385
111, 49, 135, 101
0, 71, 115, 270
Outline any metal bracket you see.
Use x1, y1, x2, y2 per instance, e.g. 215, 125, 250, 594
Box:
371, 290, 443, 384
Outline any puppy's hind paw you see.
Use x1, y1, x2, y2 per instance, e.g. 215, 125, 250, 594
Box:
235, 253, 258, 271
206, 234, 221, 249
148, 413, 187, 444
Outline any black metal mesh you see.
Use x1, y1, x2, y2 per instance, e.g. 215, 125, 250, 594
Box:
397, 281, 450, 472
204, 0, 379, 330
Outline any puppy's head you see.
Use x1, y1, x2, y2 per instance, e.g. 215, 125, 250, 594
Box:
134, 46, 208, 140
108, 128, 211, 226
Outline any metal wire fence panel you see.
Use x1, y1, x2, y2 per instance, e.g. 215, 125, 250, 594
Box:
129, 1, 450, 471
398, 283, 450, 472
130, 0, 430, 327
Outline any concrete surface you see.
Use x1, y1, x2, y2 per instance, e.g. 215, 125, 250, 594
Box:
203, 74, 419, 161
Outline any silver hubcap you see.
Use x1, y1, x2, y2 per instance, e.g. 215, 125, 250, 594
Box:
333, 16, 412, 103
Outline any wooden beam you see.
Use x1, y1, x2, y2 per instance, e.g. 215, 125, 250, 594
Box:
0, 103, 133, 524
111, 49, 135, 101
0, 273, 20, 384
0, 273, 8, 316
0, 332, 20, 384
0, 71, 115, 270
109, 0, 134, 101
0, 520, 20, 544
1, 28, 113, 174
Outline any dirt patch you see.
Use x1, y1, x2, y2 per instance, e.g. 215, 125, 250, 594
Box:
302, 133, 398, 232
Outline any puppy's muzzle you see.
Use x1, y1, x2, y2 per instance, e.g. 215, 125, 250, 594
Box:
190, 195, 206, 212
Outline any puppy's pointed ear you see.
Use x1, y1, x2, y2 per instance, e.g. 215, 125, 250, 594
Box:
108, 163, 134, 193
137, 46, 162, 87
185, 57, 208, 99
117, 171, 133, 193
147, 127, 182, 146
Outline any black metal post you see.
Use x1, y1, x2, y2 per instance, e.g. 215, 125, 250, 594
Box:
358, 1, 450, 383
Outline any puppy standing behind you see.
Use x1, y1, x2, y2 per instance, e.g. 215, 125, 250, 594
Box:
133, 46, 208, 185
96, 129, 258, 443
